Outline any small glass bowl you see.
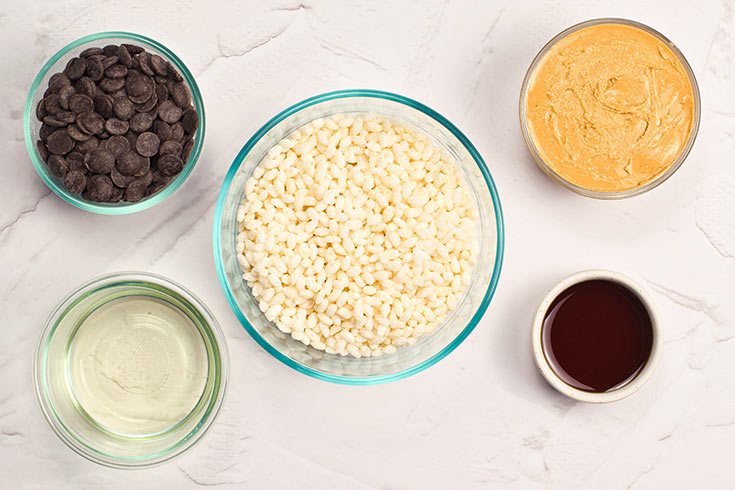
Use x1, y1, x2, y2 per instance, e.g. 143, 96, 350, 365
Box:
214, 89, 505, 385
34, 272, 228, 468
23, 32, 206, 214
519, 18, 701, 199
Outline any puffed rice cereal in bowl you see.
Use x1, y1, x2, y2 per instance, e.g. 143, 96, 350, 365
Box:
215, 90, 503, 384
236, 114, 477, 358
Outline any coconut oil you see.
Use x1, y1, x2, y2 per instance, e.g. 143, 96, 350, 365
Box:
68, 295, 208, 436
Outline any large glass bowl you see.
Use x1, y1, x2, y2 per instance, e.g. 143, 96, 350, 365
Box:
23, 32, 206, 214
214, 90, 504, 384
33, 272, 229, 468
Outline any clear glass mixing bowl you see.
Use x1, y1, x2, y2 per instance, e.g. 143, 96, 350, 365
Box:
23, 32, 205, 214
214, 90, 504, 384
34, 272, 228, 468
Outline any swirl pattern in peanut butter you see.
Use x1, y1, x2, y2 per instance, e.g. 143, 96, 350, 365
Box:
526, 23, 695, 192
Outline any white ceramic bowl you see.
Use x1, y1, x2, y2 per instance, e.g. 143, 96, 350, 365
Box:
531, 270, 662, 403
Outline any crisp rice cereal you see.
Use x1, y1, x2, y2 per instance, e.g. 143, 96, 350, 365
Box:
236, 114, 477, 357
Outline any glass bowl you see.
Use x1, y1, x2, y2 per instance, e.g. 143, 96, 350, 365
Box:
519, 18, 701, 199
214, 89, 504, 385
33, 272, 228, 468
23, 32, 206, 214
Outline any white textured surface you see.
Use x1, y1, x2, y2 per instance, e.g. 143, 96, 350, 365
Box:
1, 0, 734, 488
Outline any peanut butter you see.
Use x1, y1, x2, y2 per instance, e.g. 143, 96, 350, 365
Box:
525, 23, 695, 192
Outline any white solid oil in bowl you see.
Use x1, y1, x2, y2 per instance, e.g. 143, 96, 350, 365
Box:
68, 296, 208, 436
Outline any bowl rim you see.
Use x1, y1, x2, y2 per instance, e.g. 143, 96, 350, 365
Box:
33, 271, 229, 468
23, 31, 206, 215
531, 269, 663, 403
518, 17, 701, 199
213, 89, 505, 385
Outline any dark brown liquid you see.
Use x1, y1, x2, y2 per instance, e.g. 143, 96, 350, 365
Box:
541, 279, 653, 393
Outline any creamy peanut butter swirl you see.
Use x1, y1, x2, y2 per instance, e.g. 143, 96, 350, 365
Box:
526, 23, 695, 192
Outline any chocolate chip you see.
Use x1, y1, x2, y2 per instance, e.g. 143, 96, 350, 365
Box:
48, 72, 71, 91
149, 55, 169, 76
122, 44, 144, 55
124, 179, 147, 202
125, 74, 149, 98
60, 111, 77, 124
44, 112, 74, 127
124, 131, 139, 149
43, 94, 62, 115
94, 94, 114, 118
103, 45, 118, 56
134, 91, 157, 113
155, 83, 169, 103
139, 169, 154, 187
58, 86, 76, 110
116, 151, 143, 176
111, 167, 135, 187
158, 100, 182, 123
113, 97, 135, 120
151, 169, 169, 185
66, 152, 85, 171
182, 139, 194, 161
167, 62, 183, 82
105, 118, 129, 135
40, 123, 54, 142
99, 77, 125, 92
145, 105, 158, 120
145, 181, 168, 197
153, 120, 172, 141
77, 136, 99, 154
47, 154, 69, 178
136, 51, 154, 76
74, 77, 96, 98
47, 129, 74, 155
65, 57, 86, 81
111, 88, 127, 99
158, 154, 184, 176
129, 81, 154, 104
85, 56, 104, 81
108, 185, 125, 202
135, 156, 150, 176
77, 111, 105, 135
36, 140, 49, 162
159, 140, 183, 157
135, 132, 160, 157
170, 122, 184, 142
80, 47, 104, 58
64, 170, 86, 194
102, 56, 119, 69
68, 94, 94, 114
84, 148, 115, 173
171, 82, 191, 108
104, 135, 130, 157
36, 98, 46, 122
129, 112, 153, 132
40, 116, 64, 130
105, 64, 128, 79
87, 174, 113, 201
68, 124, 91, 141
117, 45, 133, 68
181, 109, 199, 134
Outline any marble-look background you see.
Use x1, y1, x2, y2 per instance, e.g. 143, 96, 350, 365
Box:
1, 0, 734, 488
